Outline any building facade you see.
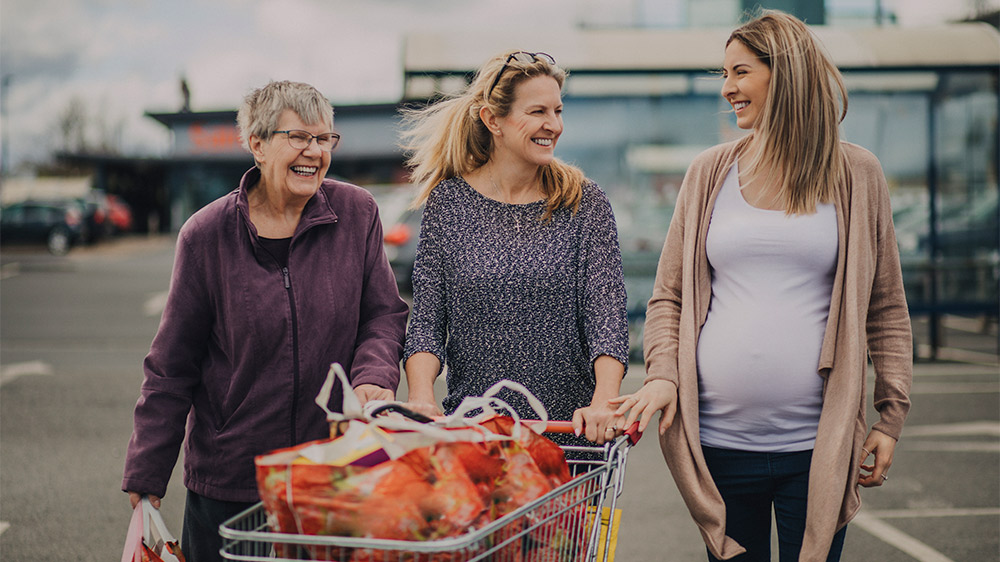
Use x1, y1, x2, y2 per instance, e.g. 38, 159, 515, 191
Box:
74, 16, 999, 357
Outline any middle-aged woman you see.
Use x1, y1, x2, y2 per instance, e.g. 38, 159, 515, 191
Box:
612, 11, 913, 562
122, 80, 409, 562
398, 51, 630, 446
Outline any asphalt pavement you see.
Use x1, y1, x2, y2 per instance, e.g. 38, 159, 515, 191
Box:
0, 235, 996, 561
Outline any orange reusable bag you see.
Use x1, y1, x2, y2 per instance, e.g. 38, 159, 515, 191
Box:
256, 364, 576, 561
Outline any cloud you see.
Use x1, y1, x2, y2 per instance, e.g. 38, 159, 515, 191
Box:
1, 1, 92, 80
1, 0, 591, 169
1, 0, 993, 171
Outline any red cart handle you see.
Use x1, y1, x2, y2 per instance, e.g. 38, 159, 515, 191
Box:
533, 420, 642, 446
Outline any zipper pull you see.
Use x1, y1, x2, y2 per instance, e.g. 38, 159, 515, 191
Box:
282, 267, 290, 289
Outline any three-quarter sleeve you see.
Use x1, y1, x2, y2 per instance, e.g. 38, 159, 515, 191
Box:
403, 193, 449, 371
579, 184, 630, 370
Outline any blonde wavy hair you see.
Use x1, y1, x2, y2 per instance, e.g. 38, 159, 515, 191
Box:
730, 10, 848, 215
399, 51, 585, 219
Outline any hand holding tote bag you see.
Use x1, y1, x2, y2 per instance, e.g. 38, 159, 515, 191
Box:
121, 497, 186, 562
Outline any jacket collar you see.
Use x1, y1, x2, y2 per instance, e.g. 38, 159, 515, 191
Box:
234, 166, 339, 242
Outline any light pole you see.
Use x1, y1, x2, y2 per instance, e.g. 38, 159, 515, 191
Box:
1, 74, 11, 180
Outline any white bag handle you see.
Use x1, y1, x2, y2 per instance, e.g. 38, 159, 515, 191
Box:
140, 498, 182, 562
315, 364, 549, 438
444, 379, 549, 436
313, 363, 509, 444
121, 501, 143, 562
315, 363, 363, 422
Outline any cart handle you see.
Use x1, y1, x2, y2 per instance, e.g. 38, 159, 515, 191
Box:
367, 405, 643, 445
535, 420, 642, 446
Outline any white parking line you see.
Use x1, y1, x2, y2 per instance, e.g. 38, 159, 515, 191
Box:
915, 344, 999, 365
910, 382, 999, 394
903, 441, 999, 453
0, 521, 9, 535
865, 507, 1000, 518
902, 421, 1000, 452
852, 512, 954, 562
941, 315, 996, 334
0, 361, 53, 386
0, 263, 19, 280
904, 421, 1000, 437
144, 291, 169, 317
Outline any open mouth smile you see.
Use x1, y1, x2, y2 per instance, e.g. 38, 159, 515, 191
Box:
291, 166, 318, 176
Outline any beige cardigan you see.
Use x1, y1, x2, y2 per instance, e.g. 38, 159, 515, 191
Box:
643, 138, 913, 561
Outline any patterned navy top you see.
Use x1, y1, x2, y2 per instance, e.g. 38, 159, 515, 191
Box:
403, 176, 629, 426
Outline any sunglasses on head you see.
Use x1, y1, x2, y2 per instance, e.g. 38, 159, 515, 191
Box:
487, 51, 556, 98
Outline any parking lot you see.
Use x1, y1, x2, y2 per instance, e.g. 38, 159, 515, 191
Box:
0, 236, 996, 561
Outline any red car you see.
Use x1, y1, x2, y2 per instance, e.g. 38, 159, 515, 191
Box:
105, 194, 133, 233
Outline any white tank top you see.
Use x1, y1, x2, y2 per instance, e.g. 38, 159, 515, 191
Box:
697, 162, 838, 452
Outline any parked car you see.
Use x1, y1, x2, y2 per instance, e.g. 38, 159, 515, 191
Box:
75, 190, 111, 243
105, 193, 134, 234
0, 200, 85, 255
382, 207, 423, 295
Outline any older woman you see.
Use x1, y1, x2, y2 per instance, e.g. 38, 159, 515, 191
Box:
122, 81, 408, 561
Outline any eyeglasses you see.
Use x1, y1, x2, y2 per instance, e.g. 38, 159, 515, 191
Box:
487, 51, 556, 98
273, 129, 341, 151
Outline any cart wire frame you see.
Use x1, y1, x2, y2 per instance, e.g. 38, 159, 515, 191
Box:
219, 431, 635, 562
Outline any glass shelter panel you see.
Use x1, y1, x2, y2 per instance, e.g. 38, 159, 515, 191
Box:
930, 72, 999, 311
559, 67, 998, 359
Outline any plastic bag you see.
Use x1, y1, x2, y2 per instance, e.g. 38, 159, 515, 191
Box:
121, 497, 186, 562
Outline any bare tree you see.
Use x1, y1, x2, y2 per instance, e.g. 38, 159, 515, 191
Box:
55, 95, 124, 155
57, 96, 88, 153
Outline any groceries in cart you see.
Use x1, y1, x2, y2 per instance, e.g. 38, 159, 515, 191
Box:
253, 363, 590, 560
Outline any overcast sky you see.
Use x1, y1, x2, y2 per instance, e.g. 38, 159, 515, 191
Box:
0, 0, 994, 171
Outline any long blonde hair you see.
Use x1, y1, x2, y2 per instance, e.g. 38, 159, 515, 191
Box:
729, 10, 848, 214
399, 51, 585, 219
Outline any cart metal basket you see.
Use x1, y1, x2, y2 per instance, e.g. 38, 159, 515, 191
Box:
220, 423, 639, 562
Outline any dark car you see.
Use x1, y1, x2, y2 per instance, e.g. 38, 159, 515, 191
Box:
0, 200, 85, 255
383, 207, 423, 295
75, 190, 112, 243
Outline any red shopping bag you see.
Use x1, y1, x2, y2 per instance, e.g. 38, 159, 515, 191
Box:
121, 497, 186, 562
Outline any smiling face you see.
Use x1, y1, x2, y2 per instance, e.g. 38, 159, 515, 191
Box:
250, 109, 333, 203
493, 75, 564, 169
722, 39, 772, 130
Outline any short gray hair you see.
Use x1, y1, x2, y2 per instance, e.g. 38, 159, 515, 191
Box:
236, 81, 334, 152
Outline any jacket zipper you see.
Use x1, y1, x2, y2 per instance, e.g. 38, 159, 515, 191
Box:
283, 266, 300, 447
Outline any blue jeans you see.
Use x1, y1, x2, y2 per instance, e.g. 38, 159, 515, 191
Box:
702, 446, 847, 562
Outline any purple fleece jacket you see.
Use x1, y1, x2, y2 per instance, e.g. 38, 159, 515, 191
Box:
122, 167, 409, 502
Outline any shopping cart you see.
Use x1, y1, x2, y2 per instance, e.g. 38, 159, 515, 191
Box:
219, 420, 641, 562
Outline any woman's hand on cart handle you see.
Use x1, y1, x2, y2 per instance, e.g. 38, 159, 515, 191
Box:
544, 420, 642, 445
127, 491, 160, 510
571, 402, 627, 445
354, 383, 395, 405
400, 399, 444, 419
610, 379, 678, 436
